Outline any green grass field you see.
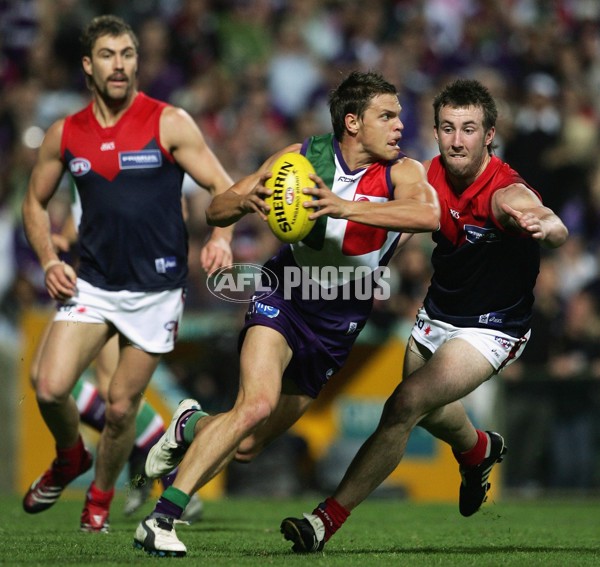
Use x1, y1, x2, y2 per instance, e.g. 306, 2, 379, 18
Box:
0, 493, 598, 566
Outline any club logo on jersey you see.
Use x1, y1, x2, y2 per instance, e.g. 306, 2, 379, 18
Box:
69, 158, 91, 177
119, 150, 162, 169
56, 302, 86, 314
494, 336, 512, 350
464, 224, 501, 244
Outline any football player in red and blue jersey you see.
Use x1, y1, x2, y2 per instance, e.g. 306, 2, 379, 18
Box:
21, 15, 233, 534
279, 79, 568, 552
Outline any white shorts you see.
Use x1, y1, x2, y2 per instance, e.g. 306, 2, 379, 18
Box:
411, 307, 530, 373
54, 279, 186, 353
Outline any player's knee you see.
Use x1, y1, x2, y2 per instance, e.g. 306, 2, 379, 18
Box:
381, 385, 423, 428
35, 378, 70, 406
104, 398, 137, 432
232, 398, 273, 436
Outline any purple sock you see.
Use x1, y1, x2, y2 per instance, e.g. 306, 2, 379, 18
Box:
152, 486, 189, 519
79, 392, 106, 430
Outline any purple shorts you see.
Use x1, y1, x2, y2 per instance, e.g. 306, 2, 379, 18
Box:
239, 295, 362, 398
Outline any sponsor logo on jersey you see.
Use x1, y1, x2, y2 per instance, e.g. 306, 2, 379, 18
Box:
100, 141, 115, 151
69, 158, 91, 177
450, 208, 460, 219
119, 150, 162, 169
255, 302, 280, 318
347, 321, 358, 334
464, 224, 501, 244
479, 312, 505, 326
337, 175, 356, 183
155, 256, 178, 273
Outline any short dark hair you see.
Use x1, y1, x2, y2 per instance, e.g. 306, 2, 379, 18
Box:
329, 71, 398, 141
80, 15, 139, 58
433, 79, 498, 131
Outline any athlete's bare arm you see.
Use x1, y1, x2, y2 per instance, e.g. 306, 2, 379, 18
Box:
22, 119, 77, 300
302, 156, 439, 233
492, 184, 569, 248
205, 143, 302, 227
160, 105, 235, 271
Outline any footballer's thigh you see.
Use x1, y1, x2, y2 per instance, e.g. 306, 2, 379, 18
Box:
238, 325, 293, 408
30, 316, 52, 389
36, 320, 112, 402
105, 343, 161, 421
402, 338, 494, 417
404, 335, 430, 376
94, 334, 120, 399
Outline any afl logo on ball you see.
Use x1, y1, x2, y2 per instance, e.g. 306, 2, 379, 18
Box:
285, 186, 295, 205
69, 158, 91, 177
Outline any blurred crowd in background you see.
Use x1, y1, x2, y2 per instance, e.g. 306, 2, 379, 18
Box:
1, 0, 600, 494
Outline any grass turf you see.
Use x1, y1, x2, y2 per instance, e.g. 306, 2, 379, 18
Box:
0, 493, 598, 566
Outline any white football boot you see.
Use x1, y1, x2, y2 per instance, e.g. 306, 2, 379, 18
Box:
145, 399, 203, 479
134, 516, 186, 557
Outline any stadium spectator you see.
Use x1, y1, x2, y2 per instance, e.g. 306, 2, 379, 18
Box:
501, 255, 563, 494
547, 281, 600, 489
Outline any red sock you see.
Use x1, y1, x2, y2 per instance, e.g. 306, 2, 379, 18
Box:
312, 497, 350, 542
87, 481, 115, 506
453, 429, 489, 468
56, 435, 86, 475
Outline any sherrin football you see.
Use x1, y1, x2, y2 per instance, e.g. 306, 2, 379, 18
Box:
264, 152, 316, 243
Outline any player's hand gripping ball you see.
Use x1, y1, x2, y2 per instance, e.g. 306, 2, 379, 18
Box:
264, 152, 316, 243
